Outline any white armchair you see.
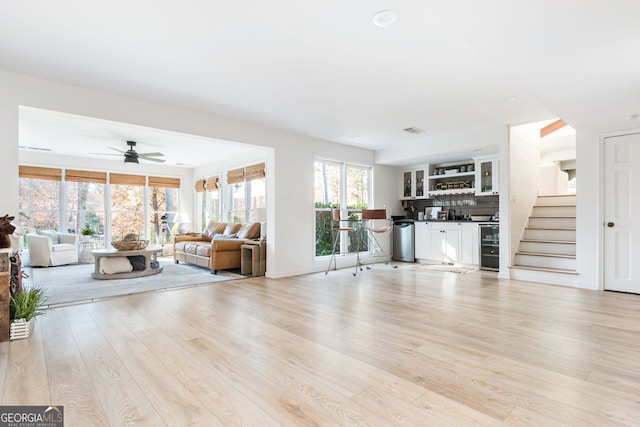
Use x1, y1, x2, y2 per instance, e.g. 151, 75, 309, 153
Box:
27, 231, 79, 267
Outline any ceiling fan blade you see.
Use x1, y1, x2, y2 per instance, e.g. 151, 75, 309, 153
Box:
89, 152, 120, 156
141, 156, 166, 163
109, 146, 126, 153
138, 152, 165, 157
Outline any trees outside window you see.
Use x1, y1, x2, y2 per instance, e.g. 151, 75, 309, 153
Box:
18, 178, 60, 234
111, 184, 144, 239
314, 159, 370, 257
149, 186, 178, 244
66, 181, 105, 246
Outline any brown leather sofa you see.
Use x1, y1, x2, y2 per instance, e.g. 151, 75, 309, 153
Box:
173, 221, 261, 274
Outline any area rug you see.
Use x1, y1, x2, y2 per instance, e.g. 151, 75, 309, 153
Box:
23, 258, 245, 307
412, 263, 478, 274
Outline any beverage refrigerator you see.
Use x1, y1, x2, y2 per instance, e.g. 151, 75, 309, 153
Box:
479, 224, 499, 271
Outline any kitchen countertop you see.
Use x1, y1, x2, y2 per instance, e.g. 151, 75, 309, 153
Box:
397, 219, 499, 223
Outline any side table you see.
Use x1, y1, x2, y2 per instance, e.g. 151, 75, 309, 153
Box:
79, 240, 98, 263
240, 240, 266, 277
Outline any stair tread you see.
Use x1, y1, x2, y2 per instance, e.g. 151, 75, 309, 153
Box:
516, 251, 576, 259
530, 215, 576, 218
521, 239, 576, 244
510, 265, 578, 275
525, 227, 576, 231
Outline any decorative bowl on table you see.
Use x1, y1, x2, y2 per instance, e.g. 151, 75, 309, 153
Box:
111, 234, 149, 251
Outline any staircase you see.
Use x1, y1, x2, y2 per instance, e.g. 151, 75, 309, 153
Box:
510, 194, 578, 286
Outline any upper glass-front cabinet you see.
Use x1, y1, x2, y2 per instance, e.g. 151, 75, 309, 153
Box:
401, 167, 428, 200
475, 156, 499, 196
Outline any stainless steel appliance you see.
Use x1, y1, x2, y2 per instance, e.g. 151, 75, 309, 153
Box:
393, 220, 415, 262
479, 224, 499, 271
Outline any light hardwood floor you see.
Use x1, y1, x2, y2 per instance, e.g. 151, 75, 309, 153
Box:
2, 263, 640, 426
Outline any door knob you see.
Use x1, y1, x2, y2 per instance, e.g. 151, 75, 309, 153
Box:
607, 222, 615, 228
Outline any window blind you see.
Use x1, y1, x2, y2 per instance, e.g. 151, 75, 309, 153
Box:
244, 162, 266, 181
195, 179, 206, 193
205, 177, 219, 191
226, 168, 245, 184
109, 173, 146, 186
148, 176, 181, 189
65, 169, 107, 184
18, 166, 62, 181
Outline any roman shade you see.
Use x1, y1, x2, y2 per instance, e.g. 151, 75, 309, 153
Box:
64, 169, 107, 184
148, 176, 181, 189
109, 173, 146, 186
19, 166, 62, 181
195, 179, 206, 193
244, 162, 266, 181
226, 168, 244, 184
205, 177, 219, 191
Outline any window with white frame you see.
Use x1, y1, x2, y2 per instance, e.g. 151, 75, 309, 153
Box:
65, 169, 106, 247
227, 163, 266, 223
18, 166, 61, 235
18, 166, 182, 248
314, 159, 370, 257
149, 176, 180, 244
195, 176, 221, 230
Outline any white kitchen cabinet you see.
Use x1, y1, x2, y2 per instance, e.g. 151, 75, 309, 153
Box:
400, 167, 428, 200
414, 221, 428, 259
460, 222, 479, 265
474, 155, 499, 196
426, 222, 460, 263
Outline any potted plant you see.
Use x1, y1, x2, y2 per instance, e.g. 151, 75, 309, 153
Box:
10, 284, 47, 340
80, 224, 96, 242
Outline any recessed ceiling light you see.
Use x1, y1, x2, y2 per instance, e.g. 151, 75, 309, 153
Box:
373, 10, 399, 27
626, 114, 639, 121
503, 96, 519, 102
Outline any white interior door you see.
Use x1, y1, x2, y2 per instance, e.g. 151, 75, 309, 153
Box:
604, 132, 640, 292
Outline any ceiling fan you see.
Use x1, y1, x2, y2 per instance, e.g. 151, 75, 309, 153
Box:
92, 141, 166, 164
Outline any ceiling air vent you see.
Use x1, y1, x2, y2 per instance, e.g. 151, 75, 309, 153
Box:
18, 145, 52, 151
403, 127, 425, 134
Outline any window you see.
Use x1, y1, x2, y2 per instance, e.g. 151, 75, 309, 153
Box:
195, 176, 222, 230
314, 159, 370, 256
110, 173, 145, 240
19, 166, 181, 247
65, 170, 107, 247
149, 176, 180, 244
18, 166, 61, 235
227, 163, 266, 223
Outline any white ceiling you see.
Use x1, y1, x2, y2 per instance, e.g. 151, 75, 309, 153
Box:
1, 1, 639, 166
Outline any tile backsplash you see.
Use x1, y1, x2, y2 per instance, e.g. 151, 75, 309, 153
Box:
401, 195, 499, 219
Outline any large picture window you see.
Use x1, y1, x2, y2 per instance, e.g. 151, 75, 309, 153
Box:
18, 166, 61, 234
314, 159, 370, 257
65, 169, 107, 247
149, 176, 180, 244
110, 173, 145, 240
18, 166, 181, 250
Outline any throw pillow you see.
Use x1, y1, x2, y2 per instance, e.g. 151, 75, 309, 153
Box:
99, 257, 133, 274
37, 229, 59, 245
237, 222, 261, 239
213, 233, 238, 240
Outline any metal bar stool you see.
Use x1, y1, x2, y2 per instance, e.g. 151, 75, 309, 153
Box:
362, 208, 397, 270
325, 208, 363, 276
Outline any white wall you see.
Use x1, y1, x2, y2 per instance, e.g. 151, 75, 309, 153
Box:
508, 124, 541, 268
576, 130, 599, 290
0, 69, 383, 278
